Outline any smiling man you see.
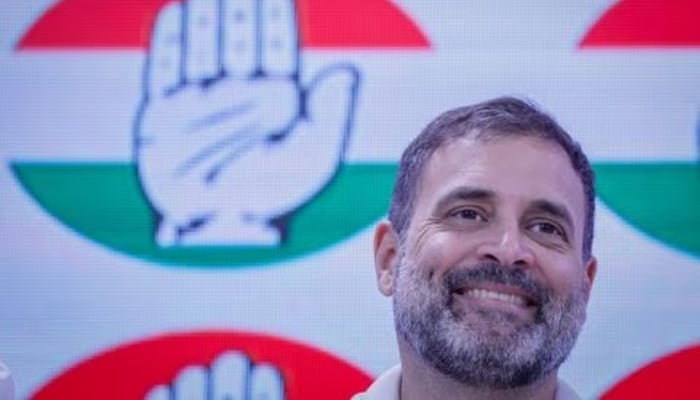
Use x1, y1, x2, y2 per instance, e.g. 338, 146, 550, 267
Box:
354, 97, 597, 400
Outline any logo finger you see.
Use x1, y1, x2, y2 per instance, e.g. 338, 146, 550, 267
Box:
222, 0, 257, 77
147, 2, 183, 97
185, 0, 220, 83
250, 364, 285, 400
259, 0, 298, 77
211, 351, 251, 400
144, 384, 171, 400
174, 365, 208, 400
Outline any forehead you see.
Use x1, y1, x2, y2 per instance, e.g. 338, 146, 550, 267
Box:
415, 136, 586, 233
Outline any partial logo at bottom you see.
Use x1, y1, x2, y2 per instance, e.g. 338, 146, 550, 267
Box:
31, 330, 373, 399
601, 343, 700, 399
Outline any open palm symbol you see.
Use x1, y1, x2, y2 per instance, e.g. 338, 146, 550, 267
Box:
145, 351, 285, 400
136, 0, 360, 246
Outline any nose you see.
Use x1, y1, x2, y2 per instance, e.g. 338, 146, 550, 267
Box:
475, 222, 535, 268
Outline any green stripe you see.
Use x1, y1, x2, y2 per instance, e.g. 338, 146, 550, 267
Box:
11, 162, 397, 268
594, 162, 700, 258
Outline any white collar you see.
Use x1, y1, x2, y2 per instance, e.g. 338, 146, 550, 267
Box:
357, 365, 581, 400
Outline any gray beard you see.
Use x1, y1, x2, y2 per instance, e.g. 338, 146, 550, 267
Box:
393, 257, 587, 389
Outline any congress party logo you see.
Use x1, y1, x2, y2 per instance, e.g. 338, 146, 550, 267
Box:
582, 1, 700, 395
600, 343, 700, 399
30, 330, 373, 399
580, 0, 700, 259
11, 0, 430, 266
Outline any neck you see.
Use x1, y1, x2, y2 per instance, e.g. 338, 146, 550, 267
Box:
397, 339, 559, 400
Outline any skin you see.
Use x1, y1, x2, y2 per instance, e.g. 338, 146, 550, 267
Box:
374, 136, 597, 400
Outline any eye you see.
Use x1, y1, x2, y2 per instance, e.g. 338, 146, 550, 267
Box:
529, 221, 566, 240
450, 208, 486, 222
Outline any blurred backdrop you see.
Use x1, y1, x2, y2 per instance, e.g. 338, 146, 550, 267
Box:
1, 0, 699, 398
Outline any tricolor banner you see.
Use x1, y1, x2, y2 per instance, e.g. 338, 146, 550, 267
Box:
1, 0, 699, 398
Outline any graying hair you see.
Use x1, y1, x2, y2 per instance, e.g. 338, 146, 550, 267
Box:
388, 96, 595, 261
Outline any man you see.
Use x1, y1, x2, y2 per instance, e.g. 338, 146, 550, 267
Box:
354, 97, 597, 400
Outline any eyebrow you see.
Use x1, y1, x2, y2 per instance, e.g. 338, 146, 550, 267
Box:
529, 199, 575, 231
434, 186, 495, 212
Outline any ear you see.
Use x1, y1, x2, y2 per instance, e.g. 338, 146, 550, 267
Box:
374, 220, 400, 297
583, 255, 598, 301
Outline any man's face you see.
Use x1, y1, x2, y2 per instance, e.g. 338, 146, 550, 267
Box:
377, 136, 596, 388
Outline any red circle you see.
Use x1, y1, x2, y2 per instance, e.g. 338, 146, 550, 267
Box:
601, 344, 700, 399
31, 330, 373, 399
17, 0, 430, 49
580, 0, 700, 47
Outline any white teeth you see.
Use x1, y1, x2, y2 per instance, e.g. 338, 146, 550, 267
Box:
466, 289, 526, 306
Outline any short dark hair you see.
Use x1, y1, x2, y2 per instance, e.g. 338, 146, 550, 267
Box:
388, 96, 595, 261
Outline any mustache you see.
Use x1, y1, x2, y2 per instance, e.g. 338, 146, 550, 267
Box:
443, 261, 550, 306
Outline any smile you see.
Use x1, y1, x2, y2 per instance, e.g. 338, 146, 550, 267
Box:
452, 283, 538, 311
465, 288, 527, 306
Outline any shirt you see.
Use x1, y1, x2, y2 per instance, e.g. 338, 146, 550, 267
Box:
352, 365, 582, 400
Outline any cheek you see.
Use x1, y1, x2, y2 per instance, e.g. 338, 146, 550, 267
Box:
537, 254, 587, 296
409, 230, 473, 276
